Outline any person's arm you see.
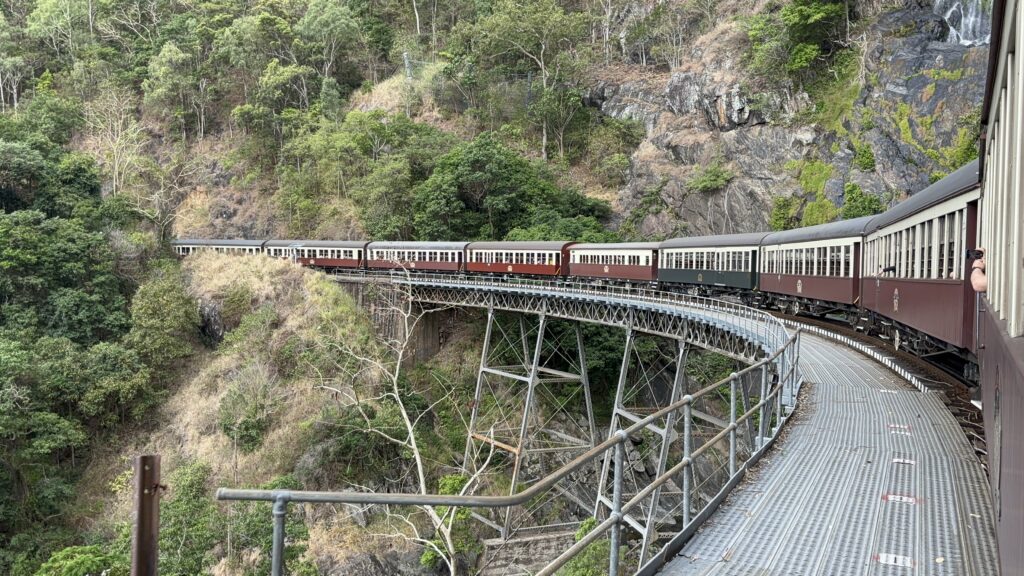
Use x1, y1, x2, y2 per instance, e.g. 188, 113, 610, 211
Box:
971, 248, 987, 292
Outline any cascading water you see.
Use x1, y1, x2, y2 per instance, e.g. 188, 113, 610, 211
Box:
934, 0, 992, 46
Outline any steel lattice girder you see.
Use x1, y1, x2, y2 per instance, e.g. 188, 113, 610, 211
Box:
404, 284, 770, 363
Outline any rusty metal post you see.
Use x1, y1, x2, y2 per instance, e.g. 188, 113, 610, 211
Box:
131, 455, 161, 576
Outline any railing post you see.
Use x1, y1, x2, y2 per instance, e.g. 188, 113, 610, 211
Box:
271, 493, 290, 576
131, 454, 161, 576
758, 364, 768, 448
728, 372, 738, 476
609, 439, 624, 576
682, 400, 692, 527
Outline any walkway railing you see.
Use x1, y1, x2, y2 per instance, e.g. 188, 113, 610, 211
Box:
218, 273, 803, 576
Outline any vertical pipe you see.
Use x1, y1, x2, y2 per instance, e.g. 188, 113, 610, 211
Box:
131, 455, 161, 576
729, 372, 737, 476
682, 401, 692, 527
271, 494, 289, 576
609, 440, 624, 576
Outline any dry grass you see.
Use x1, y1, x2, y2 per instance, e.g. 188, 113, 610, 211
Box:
69, 253, 378, 546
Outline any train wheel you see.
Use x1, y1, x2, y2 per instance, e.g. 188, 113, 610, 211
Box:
893, 330, 902, 351
789, 301, 801, 316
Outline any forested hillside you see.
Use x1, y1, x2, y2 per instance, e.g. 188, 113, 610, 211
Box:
0, 0, 988, 573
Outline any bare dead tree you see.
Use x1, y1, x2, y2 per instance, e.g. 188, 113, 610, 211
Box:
310, 268, 494, 575
128, 150, 202, 242
84, 85, 147, 196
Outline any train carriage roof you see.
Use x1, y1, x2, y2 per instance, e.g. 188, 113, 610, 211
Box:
570, 242, 660, 251
762, 215, 875, 245
265, 240, 369, 248
171, 239, 265, 247
467, 241, 576, 251
865, 159, 980, 233
661, 232, 771, 249
366, 241, 470, 251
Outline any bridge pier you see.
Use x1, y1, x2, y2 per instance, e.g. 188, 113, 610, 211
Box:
463, 308, 598, 539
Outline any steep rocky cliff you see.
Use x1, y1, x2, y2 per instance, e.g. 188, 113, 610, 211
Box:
591, 0, 989, 237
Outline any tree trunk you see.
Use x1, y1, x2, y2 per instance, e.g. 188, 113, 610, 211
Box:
412, 0, 422, 37
541, 121, 548, 160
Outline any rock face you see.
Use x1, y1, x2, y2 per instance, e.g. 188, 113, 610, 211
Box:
591, 1, 988, 237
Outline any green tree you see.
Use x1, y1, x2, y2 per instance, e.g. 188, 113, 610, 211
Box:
125, 262, 198, 373
26, 0, 88, 59
769, 196, 799, 231
0, 141, 46, 211
296, 0, 358, 81
413, 132, 607, 240
33, 545, 128, 576
840, 182, 883, 219
0, 211, 129, 343
475, 0, 586, 158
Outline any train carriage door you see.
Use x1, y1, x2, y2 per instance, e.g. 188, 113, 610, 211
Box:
853, 241, 861, 304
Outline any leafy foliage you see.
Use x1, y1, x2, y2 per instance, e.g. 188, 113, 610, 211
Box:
840, 183, 884, 219
125, 262, 199, 373
33, 546, 128, 576
769, 196, 800, 231
852, 141, 876, 171
159, 463, 224, 576
413, 132, 608, 240
686, 160, 734, 194
801, 193, 839, 226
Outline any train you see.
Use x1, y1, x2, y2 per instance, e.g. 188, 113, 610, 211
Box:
173, 159, 983, 383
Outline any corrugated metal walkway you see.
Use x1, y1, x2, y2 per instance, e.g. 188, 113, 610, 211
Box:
661, 334, 999, 576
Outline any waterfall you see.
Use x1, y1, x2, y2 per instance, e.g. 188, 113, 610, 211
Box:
933, 0, 992, 46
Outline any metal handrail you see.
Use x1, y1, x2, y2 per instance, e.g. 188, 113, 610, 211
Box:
218, 272, 803, 576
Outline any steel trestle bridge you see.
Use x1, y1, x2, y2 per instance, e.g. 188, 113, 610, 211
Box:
216, 271, 996, 575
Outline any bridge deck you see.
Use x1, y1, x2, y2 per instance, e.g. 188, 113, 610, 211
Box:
663, 335, 999, 576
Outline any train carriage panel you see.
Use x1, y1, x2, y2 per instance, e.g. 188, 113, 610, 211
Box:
569, 243, 658, 281
171, 239, 265, 257
265, 240, 369, 268
861, 163, 981, 350
366, 241, 468, 272
658, 233, 768, 290
466, 241, 575, 276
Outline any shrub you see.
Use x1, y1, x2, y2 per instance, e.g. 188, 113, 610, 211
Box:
34, 546, 128, 576
685, 160, 734, 194
125, 262, 199, 373
218, 362, 281, 452
596, 153, 631, 187
801, 193, 839, 226
159, 463, 223, 576
840, 183, 883, 219
769, 196, 799, 231
852, 142, 876, 171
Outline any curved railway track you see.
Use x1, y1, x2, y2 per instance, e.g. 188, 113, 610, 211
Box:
774, 312, 988, 468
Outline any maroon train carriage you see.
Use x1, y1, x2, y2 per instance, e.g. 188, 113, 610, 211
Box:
860, 160, 980, 353
365, 241, 468, 272
171, 238, 265, 256
759, 216, 872, 315
466, 241, 575, 277
264, 240, 369, 269
977, 2, 1024, 572
568, 242, 659, 282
